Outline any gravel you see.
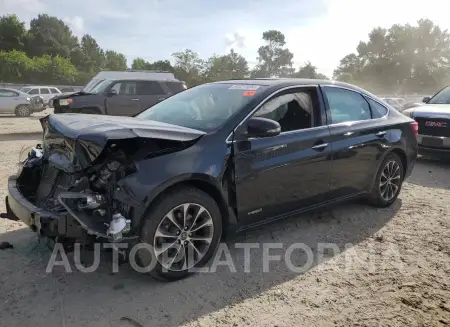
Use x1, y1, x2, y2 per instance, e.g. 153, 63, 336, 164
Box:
0, 119, 449, 327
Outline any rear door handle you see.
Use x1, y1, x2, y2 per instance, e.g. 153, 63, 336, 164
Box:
132, 98, 140, 101
312, 143, 329, 151
343, 132, 354, 136
375, 131, 387, 137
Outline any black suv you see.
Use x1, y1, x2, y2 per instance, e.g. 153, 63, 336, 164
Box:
53, 79, 185, 116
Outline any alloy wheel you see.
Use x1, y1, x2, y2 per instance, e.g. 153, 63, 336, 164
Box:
379, 160, 402, 201
153, 203, 214, 271
17, 106, 30, 116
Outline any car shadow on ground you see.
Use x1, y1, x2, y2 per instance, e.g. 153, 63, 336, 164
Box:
0, 200, 401, 327
407, 155, 450, 190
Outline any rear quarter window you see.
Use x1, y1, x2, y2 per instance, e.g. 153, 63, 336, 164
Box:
366, 97, 388, 118
164, 81, 185, 94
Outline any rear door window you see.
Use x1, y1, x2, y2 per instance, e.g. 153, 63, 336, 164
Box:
164, 81, 185, 94
322, 87, 371, 124
136, 81, 166, 95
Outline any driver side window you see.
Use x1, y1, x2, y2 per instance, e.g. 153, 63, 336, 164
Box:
253, 90, 315, 133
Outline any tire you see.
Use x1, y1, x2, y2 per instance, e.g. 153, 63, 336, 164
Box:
15, 105, 31, 117
368, 153, 404, 207
135, 187, 223, 281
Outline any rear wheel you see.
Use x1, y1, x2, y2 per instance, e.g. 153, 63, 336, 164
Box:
368, 153, 404, 207
15, 105, 31, 117
136, 187, 222, 281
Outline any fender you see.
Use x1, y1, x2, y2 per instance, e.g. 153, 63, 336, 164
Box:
136, 173, 238, 236
369, 146, 407, 191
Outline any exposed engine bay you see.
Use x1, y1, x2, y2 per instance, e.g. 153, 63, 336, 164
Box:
17, 144, 137, 242
5, 114, 207, 249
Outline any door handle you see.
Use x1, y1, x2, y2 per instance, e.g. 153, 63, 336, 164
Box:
343, 132, 354, 136
375, 131, 387, 137
132, 98, 140, 101
312, 143, 329, 151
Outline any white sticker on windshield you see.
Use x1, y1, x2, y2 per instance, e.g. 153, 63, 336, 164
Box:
228, 84, 261, 90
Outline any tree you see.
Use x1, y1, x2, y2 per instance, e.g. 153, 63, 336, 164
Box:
0, 15, 27, 52
32, 54, 78, 84
0, 50, 34, 82
293, 61, 328, 79
79, 34, 105, 74
131, 58, 174, 72
105, 50, 127, 71
205, 49, 249, 81
334, 19, 450, 93
172, 49, 205, 86
131, 57, 148, 70
26, 14, 78, 58
252, 30, 294, 78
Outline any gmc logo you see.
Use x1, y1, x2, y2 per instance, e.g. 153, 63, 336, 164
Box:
425, 121, 448, 128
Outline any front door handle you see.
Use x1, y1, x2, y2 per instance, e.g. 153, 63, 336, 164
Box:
312, 143, 329, 151
132, 98, 140, 101
375, 131, 387, 137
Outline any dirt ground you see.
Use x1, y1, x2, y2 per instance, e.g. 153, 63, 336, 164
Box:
0, 116, 449, 327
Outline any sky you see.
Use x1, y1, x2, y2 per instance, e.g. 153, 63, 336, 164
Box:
2, 0, 450, 77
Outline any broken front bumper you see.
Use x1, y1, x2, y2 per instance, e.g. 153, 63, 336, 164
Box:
5, 176, 84, 238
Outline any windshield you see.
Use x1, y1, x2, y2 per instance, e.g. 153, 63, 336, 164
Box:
83, 79, 105, 92
89, 79, 112, 94
428, 86, 450, 104
136, 83, 267, 131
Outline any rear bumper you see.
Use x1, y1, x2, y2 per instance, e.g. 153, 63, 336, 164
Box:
5, 176, 84, 238
418, 145, 450, 157
417, 134, 450, 157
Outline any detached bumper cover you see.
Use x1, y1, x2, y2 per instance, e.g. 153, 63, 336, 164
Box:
6, 176, 84, 238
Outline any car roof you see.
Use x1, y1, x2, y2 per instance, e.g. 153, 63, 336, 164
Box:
0, 87, 28, 95
25, 86, 59, 88
213, 78, 379, 99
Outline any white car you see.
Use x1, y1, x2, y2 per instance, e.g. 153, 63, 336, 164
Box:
19, 86, 62, 107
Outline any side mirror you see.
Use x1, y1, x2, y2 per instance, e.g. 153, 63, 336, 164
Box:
422, 96, 431, 103
107, 89, 117, 97
245, 117, 281, 138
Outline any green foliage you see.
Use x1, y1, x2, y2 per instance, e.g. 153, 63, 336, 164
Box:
334, 19, 450, 93
6, 12, 450, 94
293, 61, 329, 80
26, 14, 78, 58
253, 30, 295, 78
0, 14, 27, 52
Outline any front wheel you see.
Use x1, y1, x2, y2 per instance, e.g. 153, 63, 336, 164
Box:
368, 153, 404, 207
15, 105, 31, 117
136, 187, 222, 281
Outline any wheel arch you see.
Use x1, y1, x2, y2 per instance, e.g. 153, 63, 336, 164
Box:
138, 174, 238, 239
370, 147, 408, 190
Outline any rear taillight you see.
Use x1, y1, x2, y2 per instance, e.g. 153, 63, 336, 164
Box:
410, 121, 418, 136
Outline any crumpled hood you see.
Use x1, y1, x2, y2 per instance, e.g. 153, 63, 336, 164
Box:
39, 114, 205, 171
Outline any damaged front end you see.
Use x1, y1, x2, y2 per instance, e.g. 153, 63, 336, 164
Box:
5, 114, 205, 245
